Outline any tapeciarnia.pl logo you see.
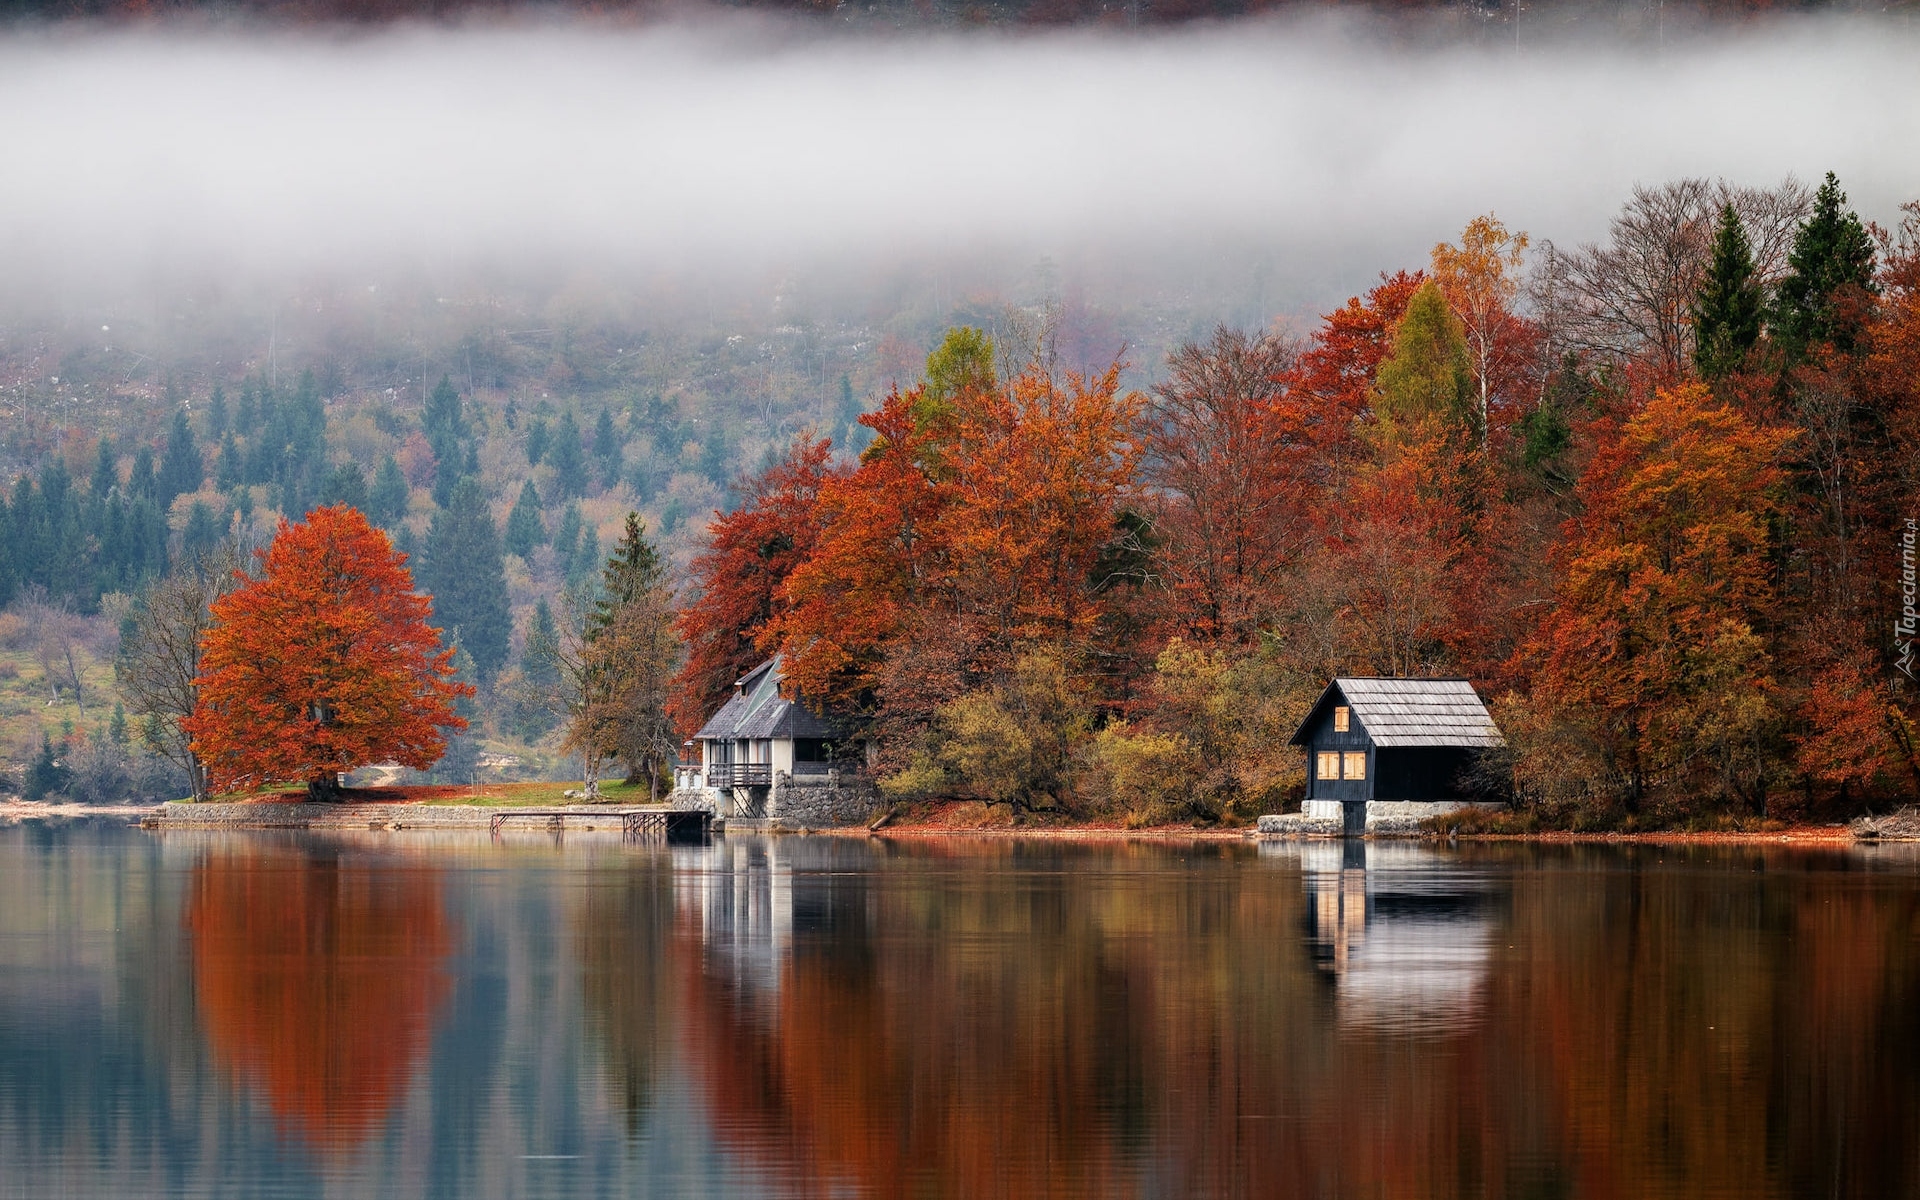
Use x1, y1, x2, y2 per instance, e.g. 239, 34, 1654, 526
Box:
1899, 517, 1918, 681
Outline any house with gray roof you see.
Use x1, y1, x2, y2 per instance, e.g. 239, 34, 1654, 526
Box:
1288, 677, 1505, 835
682, 655, 869, 824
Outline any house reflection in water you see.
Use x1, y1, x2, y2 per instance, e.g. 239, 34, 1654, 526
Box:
1262, 840, 1502, 1035
672, 838, 792, 1009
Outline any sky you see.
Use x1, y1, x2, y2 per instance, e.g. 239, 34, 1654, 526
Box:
2, 12, 1918, 313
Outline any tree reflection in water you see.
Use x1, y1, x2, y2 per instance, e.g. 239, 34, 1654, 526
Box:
577, 860, 676, 1133
659, 837, 1920, 1200
184, 841, 453, 1154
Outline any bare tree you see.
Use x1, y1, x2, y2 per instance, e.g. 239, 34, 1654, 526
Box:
1538, 177, 1812, 379
18, 593, 91, 714
116, 546, 241, 802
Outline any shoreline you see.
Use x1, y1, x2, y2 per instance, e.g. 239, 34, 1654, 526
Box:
0, 802, 1892, 845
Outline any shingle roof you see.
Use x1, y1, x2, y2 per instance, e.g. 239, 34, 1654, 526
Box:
1290, 678, 1504, 748
693, 655, 852, 742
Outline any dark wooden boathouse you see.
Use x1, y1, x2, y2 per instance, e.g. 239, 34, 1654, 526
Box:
1290, 678, 1504, 835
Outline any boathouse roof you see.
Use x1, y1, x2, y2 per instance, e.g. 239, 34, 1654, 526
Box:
1289, 678, 1504, 748
694, 655, 847, 742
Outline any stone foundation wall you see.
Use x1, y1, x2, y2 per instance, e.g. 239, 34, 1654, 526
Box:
668, 787, 722, 813
1271, 799, 1507, 838
769, 772, 882, 829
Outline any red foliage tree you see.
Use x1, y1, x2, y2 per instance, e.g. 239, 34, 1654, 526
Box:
1143, 327, 1315, 645
183, 504, 470, 801
672, 435, 841, 732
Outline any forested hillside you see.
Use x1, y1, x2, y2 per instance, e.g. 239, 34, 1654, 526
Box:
4, 172, 1917, 825
0, 257, 1172, 796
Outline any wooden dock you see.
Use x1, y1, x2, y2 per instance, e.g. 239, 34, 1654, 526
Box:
487, 807, 711, 841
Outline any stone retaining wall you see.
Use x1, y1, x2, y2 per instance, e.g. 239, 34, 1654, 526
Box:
146, 802, 629, 830
770, 773, 883, 829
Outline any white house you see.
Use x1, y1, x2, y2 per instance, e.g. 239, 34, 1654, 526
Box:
679, 656, 859, 821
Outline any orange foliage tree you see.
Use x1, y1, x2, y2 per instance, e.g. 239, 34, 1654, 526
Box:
671, 435, 840, 733
773, 357, 1141, 753
183, 504, 470, 801
1527, 384, 1792, 812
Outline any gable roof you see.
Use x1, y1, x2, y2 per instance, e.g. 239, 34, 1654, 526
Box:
1289, 677, 1504, 748
693, 655, 850, 742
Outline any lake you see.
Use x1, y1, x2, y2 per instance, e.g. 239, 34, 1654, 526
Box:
2, 820, 1917, 1199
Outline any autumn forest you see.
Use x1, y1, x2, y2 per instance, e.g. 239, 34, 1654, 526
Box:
678, 174, 1920, 826
4, 173, 1919, 826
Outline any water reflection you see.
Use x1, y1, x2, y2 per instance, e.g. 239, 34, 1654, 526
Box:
185, 842, 454, 1153
1267, 841, 1501, 1035
3, 824, 1920, 1198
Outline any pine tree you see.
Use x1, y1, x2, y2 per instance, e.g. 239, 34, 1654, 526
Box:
581, 513, 680, 796
504, 479, 546, 559
1774, 171, 1878, 357
89, 437, 117, 498
158, 407, 203, 506
368, 456, 409, 528
419, 477, 512, 680
553, 501, 583, 573
524, 415, 550, 466
206, 385, 227, 440
592, 409, 623, 490
128, 446, 157, 501
423, 374, 465, 448
215, 433, 243, 491
595, 512, 665, 629
182, 500, 223, 559
1692, 203, 1765, 380
568, 524, 600, 591
321, 462, 369, 512
547, 411, 586, 497
510, 597, 562, 742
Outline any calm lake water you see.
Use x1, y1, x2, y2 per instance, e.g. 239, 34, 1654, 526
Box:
2, 821, 1919, 1199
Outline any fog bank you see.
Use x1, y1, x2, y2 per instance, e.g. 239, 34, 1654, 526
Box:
2, 15, 1918, 307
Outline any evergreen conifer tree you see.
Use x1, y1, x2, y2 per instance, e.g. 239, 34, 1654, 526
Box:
547, 411, 586, 496
553, 501, 583, 574
206, 385, 227, 440
215, 433, 243, 491
182, 500, 223, 559
1692, 203, 1765, 380
321, 462, 369, 512
592, 408, 623, 489
1774, 171, 1878, 357
90, 438, 117, 498
369, 456, 409, 528
157, 410, 203, 506
594, 512, 665, 630
420, 477, 512, 680
568, 523, 600, 591
509, 597, 561, 743
504, 480, 546, 559
524, 415, 550, 466
424, 374, 465, 448
128, 447, 157, 501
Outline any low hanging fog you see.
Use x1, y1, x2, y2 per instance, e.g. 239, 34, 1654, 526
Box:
2, 12, 1918, 316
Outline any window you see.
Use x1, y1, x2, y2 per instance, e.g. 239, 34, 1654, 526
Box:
1333, 705, 1350, 733
1343, 752, 1367, 781
1317, 751, 1342, 780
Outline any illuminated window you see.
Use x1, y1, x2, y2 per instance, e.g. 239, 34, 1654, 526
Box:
1317, 751, 1341, 780
1333, 706, 1350, 733
1342, 752, 1367, 780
